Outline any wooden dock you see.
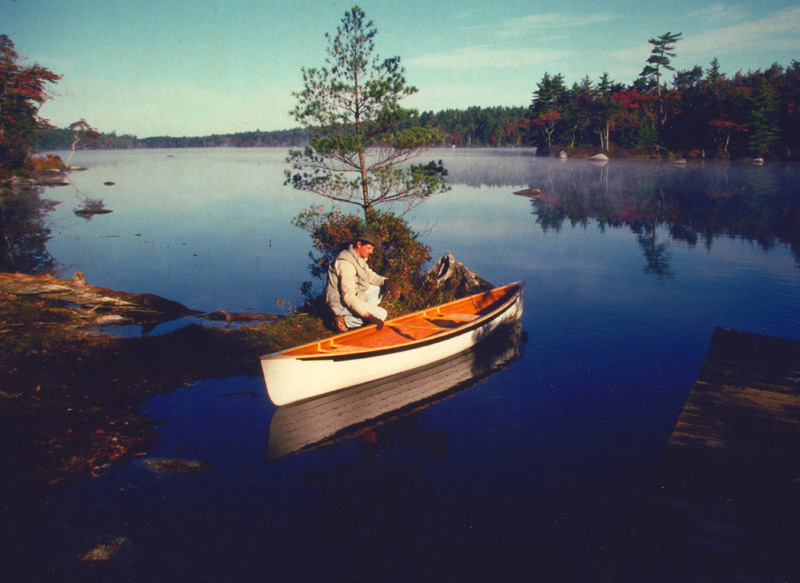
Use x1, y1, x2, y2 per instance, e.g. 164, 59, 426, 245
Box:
628, 327, 800, 582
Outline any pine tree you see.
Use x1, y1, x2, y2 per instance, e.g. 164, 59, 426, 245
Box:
639, 32, 682, 129
747, 76, 779, 156
530, 72, 567, 117
287, 6, 448, 218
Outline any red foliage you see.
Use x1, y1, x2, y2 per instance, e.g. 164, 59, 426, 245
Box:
709, 118, 745, 132
532, 110, 562, 125
1, 35, 62, 173
611, 90, 650, 110
446, 130, 461, 146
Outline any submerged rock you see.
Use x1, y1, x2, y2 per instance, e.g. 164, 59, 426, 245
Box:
513, 187, 542, 196
77, 535, 135, 562
143, 458, 213, 475
74, 208, 113, 215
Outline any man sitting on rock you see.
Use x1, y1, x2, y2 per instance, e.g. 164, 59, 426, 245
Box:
325, 229, 397, 332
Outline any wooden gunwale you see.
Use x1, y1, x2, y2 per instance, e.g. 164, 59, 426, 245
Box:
389, 322, 447, 330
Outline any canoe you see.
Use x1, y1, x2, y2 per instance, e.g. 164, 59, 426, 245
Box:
260, 281, 524, 406
266, 320, 524, 461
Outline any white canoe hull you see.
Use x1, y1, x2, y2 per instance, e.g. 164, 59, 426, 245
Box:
261, 283, 524, 406
266, 321, 524, 460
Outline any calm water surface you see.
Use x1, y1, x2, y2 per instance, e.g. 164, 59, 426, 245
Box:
16, 149, 800, 580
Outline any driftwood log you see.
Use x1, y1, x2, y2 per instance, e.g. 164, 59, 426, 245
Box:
424, 253, 494, 297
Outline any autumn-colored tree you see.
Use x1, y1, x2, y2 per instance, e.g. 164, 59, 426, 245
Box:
64, 119, 100, 166
0, 35, 61, 177
531, 110, 562, 150
709, 117, 746, 154
287, 6, 448, 218
445, 129, 462, 147
612, 90, 659, 148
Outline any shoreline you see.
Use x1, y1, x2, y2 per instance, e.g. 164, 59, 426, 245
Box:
32, 143, 792, 164
0, 272, 332, 508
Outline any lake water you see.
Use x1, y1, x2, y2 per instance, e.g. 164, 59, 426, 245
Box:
13, 149, 800, 580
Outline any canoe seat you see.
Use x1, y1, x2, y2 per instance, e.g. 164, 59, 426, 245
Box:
441, 313, 480, 322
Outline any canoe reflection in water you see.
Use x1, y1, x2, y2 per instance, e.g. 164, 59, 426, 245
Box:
265, 321, 526, 461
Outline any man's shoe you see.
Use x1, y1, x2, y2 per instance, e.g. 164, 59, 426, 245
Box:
334, 315, 347, 332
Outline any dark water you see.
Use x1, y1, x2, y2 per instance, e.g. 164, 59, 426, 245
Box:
11, 149, 800, 581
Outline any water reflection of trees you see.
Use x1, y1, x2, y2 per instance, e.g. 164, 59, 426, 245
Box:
511, 160, 800, 272
0, 186, 58, 273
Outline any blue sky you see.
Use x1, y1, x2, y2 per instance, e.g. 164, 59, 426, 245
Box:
4, 0, 799, 137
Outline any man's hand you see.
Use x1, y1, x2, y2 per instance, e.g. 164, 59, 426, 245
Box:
383, 280, 399, 300
364, 313, 384, 330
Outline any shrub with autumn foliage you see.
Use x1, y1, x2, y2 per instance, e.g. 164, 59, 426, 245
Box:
0, 34, 61, 180
293, 206, 434, 314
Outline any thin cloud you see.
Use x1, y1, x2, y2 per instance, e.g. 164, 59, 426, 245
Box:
408, 45, 570, 70
408, 10, 619, 71
680, 6, 800, 56
503, 12, 620, 35
685, 3, 749, 25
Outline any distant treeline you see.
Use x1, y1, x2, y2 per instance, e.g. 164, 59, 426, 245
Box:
33, 105, 537, 152
36, 127, 313, 150
36, 108, 528, 151
37, 57, 800, 159
417, 106, 529, 148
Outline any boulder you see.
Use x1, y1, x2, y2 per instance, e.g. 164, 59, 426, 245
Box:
513, 187, 542, 196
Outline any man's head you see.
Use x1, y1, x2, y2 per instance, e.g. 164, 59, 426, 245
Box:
353, 229, 379, 259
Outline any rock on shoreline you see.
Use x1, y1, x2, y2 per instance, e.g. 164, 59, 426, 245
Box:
0, 272, 200, 329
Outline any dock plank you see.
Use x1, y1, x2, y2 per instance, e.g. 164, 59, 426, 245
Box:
627, 327, 800, 582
